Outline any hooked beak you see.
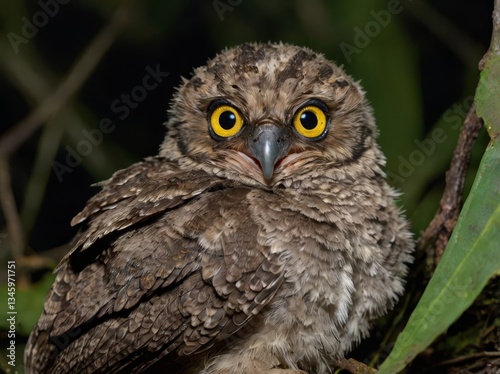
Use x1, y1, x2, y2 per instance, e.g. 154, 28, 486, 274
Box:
247, 124, 290, 181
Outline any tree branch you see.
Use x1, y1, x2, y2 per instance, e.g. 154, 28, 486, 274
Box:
418, 103, 483, 264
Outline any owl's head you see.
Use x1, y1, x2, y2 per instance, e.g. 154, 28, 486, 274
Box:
161, 42, 384, 188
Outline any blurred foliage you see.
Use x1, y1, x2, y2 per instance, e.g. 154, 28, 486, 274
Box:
0, 272, 55, 336
0, 0, 497, 373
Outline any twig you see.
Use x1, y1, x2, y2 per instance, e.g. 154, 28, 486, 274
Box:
480, 0, 500, 69
0, 38, 132, 238
418, 103, 483, 264
0, 153, 25, 260
0, 3, 132, 155
495, 0, 500, 53
334, 357, 377, 374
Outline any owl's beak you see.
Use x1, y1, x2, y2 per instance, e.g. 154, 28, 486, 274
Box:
248, 124, 290, 181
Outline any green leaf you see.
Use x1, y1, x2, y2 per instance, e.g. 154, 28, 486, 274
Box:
378, 54, 500, 373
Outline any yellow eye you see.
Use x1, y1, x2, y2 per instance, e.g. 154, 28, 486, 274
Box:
209, 104, 244, 138
293, 105, 328, 139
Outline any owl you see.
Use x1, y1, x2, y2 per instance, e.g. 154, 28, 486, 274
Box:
25, 42, 413, 374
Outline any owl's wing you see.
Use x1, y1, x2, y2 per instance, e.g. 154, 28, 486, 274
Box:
26, 158, 285, 374
56, 157, 235, 268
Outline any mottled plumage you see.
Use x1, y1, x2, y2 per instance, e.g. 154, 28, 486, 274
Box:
25, 42, 413, 374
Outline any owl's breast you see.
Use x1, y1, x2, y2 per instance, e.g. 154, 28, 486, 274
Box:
164, 184, 404, 362
243, 188, 359, 315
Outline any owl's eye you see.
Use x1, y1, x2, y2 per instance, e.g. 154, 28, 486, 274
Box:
293, 105, 328, 139
209, 104, 244, 138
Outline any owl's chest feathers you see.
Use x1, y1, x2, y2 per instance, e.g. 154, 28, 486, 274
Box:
246, 186, 376, 323
271, 222, 357, 330
234, 188, 374, 367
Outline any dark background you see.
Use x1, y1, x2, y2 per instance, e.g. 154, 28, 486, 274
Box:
0, 0, 496, 372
